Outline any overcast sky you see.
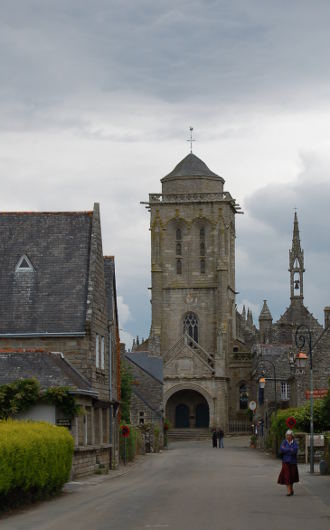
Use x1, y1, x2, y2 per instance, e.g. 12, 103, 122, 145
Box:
1, 0, 330, 348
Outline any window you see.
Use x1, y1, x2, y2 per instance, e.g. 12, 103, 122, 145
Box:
281, 382, 290, 400
139, 411, 145, 425
183, 312, 198, 344
175, 227, 183, 274
15, 254, 34, 273
200, 226, 206, 274
100, 336, 105, 369
95, 334, 100, 368
239, 384, 248, 409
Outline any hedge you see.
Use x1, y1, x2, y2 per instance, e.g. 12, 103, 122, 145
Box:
0, 420, 74, 510
268, 398, 330, 449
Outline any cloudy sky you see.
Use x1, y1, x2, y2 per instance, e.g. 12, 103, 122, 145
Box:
1, 0, 330, 347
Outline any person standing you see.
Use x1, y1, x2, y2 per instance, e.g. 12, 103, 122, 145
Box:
212, 428, 217, 448
277, 429, 299, 496
217, 428, 224, 448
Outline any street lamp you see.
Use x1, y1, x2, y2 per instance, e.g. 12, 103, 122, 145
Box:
295, 325, 314, 473
256, 359, 277, 413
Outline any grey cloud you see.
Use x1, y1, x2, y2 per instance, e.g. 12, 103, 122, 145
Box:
237, 154, 330, 325
1, 0, 330, 112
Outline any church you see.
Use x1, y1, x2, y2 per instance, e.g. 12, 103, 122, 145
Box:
137, 148, 330, 434
140, 149, 252, 432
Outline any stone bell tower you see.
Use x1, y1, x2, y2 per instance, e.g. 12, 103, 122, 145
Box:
143, 150, 242, 430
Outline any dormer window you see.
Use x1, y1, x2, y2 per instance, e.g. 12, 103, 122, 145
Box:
15, 255, 34, 273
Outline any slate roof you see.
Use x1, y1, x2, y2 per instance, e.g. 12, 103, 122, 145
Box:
0, 350, 95, 394
162, 153, 224, 182
104, 256, 115, 323
0, 211, 93, 335
125, 352, 163, 384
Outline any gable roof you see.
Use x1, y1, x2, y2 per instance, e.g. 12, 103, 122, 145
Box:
125, 352, 163, 384
0, 211, 93, 335
0, 350, 96, 396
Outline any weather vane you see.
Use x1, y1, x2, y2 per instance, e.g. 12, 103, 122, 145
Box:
187, 126, 195, 153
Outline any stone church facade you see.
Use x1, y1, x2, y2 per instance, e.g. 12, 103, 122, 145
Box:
142, 152, 252, 431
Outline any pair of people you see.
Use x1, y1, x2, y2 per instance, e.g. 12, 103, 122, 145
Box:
212, 428, 224, 448
278, 429, 299, 496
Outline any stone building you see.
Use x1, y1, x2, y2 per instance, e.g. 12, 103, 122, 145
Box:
251, 213, 330, 434
142, 152, 252, 432
124, 351, 163, 428
0, 204, 120, 475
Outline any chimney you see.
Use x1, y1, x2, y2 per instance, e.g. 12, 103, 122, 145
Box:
324, 307, 330, 329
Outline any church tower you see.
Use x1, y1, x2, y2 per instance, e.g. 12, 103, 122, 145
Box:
289, 212, 305, 301
143, 149, 243, 430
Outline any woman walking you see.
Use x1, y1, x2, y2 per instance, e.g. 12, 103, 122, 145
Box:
277, 429, 299, 496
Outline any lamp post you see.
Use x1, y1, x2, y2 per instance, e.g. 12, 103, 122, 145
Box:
255, 359, 278, 452
295, 324, 314, 473
256, 359, 277, 413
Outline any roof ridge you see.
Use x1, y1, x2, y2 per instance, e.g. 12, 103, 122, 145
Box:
0, 211, 93, 216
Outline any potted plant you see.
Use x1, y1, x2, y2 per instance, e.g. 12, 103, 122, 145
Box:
250, 434, 257, 448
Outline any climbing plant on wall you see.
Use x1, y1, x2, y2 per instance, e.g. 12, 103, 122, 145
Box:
0, 378, 80, 420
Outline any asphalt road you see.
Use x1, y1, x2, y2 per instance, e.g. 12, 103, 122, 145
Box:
1, 437, 330, 530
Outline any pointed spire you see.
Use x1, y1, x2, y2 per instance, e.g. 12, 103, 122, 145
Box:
247, 308, 253, 328
259, 300, 272, 344
292, 211, 302, 253
259, 300, 272, 321
242, 305, 246, 321
289, 211, 305, 301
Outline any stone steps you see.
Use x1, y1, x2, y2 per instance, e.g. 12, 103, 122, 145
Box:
167, 428, 211, 441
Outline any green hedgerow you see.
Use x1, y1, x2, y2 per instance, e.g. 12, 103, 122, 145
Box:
269, 395, 330, 447
0, 420, 74, 511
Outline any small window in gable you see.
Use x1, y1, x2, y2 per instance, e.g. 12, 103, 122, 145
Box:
15, 255, 34, 273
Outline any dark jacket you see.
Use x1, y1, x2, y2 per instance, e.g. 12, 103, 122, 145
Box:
280, 439, 298, 464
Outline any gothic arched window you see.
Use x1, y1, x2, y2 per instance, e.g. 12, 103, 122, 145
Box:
175, 227, 183, 274
183, 312, 198, 344
239, 383, 248, 410
200, 226, 206, 274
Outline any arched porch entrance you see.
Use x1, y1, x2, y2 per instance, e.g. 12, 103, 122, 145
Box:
166, 389, 210, 429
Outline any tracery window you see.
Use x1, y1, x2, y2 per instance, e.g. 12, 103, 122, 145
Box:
239, 383, 248, 410
183, 312, 198, 344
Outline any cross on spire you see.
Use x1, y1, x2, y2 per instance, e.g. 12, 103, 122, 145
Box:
187, 126, 195, 153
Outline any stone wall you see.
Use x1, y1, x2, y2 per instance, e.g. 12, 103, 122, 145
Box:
72, 445, 111, 478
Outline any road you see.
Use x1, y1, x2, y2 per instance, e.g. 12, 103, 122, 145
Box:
1, 437, 330, 530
